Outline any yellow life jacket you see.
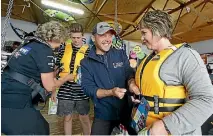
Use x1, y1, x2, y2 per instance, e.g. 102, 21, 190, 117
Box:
135, 43, 187, 127
59, 42, 89, 82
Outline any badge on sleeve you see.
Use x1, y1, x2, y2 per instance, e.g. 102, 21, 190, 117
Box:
19, 46, 32, 55
47, 56, 56, 69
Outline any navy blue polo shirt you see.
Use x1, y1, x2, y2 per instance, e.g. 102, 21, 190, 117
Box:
81, 46, 134, 120
1, 41, 55, 108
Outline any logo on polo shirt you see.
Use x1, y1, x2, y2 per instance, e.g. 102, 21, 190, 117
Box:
113, 62, 123, 68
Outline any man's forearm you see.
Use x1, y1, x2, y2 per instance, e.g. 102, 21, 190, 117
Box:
127, 77, 141, 95
128, 78, 135, 87
54, 77, 68, 88
96, 88, 113, 99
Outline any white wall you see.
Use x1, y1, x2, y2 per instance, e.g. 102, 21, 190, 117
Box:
190, 39, 213, 54
125, 40, 151, 55
1, 17, 38, 42
126, 39, 213, 55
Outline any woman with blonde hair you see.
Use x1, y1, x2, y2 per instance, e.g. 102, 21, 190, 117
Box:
135, 10, 213, 135
1, 20, 71, 135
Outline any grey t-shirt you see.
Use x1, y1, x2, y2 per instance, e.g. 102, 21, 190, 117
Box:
159, 46, 213, 135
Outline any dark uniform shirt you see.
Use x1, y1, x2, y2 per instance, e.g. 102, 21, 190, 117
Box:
1, 41, 55, 108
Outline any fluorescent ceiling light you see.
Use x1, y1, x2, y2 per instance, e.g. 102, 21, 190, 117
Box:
41, 0, 84, 15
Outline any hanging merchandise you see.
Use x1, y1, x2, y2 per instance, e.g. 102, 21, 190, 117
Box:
106, 20, 123, 34
133, 45, 146, 60
80, 0, 95, 4
133, 45, 142, 54
130, 45, 146, 60
112, 35, 125, 50
130, 50, 137, 59
67, 0, 95, 4
109, 0, 125, 50
129, 59, 137, 68
67, 0, 81, 4
137, 52, 146, 60
44, 9, 76, 22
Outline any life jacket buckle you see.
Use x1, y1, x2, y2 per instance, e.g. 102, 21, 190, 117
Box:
153, 95, 159, 114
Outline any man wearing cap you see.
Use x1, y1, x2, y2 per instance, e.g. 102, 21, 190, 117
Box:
80, 22, 140, 135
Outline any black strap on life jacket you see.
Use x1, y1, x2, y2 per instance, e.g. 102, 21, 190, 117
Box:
143, 95, 186, 113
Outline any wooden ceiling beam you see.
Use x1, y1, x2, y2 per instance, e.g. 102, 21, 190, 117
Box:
120, 0, 156, 36
172, 6, 184, 33
197, 20, 213, 28
168, 0, 199, 14
93, 0, 100, 13
179, 20, 192, 29
151, 6, 156, 10
191, 0, 208, 28
173, 0, 208, 22
98, 14, 136, 25
209, 0, 213, 4
121, 29, 137, 38
85, 0, 108, 30
1, 9, 36, 23
76, 12, 141, 21
98, 12, 140, 16
163, 0, 170, 10
173, 20, 213, 36
195, 0, 207, 8
27, 0, 39, 24
189, 5, 211, 22
171, 0, 209, 33
173, 35, 185, 42
28, 0, 46, 24
173, 0, 184, 5
121, 0, 198, 38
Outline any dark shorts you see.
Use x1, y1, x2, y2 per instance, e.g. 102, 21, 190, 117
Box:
2, 108, 49, 135
57, 99, 90, 116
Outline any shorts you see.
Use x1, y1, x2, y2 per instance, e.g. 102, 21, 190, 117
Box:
57, 99, 90, 116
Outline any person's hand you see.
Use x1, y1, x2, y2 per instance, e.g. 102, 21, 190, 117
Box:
149, 120, 169, 135
53, 69, 59, 77
128, 79, 140, 95
131, 96, 141, 103
129, 82, 140, 95
51, 91, 57, 103
112, 87, 127, 99
65, 74, 74, 81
